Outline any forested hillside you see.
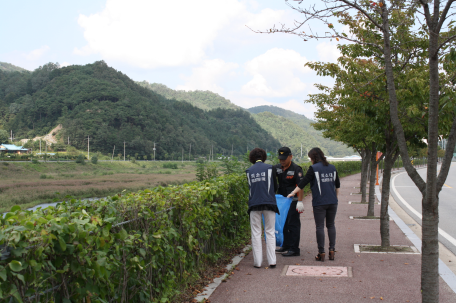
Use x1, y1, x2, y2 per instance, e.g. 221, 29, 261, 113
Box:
0, 62, 29, 73
252, 112, 326, 158
248, 105, 355, 157
0, 61, 280, 159
138, 82, 240, 111
140, 84, 355, 157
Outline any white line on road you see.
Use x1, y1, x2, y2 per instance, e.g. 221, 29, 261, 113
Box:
391, 172, 456, 248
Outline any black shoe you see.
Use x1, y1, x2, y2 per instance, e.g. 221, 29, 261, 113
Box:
269, 264, 276, 268
282, 250, 300, 257
275, 247, 288, 253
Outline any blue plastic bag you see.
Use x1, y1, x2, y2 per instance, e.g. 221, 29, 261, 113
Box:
274, 194, 292, 247
262, 195, 292, 247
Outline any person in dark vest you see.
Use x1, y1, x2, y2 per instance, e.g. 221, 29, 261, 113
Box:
274, 147, 304, 257
288, 147, 340, 262
246, 148, 279, 268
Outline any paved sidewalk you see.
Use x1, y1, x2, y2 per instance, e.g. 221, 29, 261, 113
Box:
208, 173, 456, 303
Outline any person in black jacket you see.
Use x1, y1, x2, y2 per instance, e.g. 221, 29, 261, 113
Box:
288, 147, 340, 262
246, 148, 278, 268
274, 147, 304, 257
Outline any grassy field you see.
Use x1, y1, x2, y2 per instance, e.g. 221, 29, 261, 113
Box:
0, 160, 198, 212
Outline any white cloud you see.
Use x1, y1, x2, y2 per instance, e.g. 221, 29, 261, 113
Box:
316, 42, 341, 63
176, 59, 238, 95
59, 62, 71, 68
241, 48, 310, 97
74, 0, 294, 69
74, 0, 245, 68
24, 46, 50, 61
244, 8, 287, 30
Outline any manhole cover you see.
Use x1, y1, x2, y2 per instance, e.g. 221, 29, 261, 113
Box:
285, 265, 351, 277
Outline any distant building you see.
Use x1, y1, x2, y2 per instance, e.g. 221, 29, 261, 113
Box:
0, 144, 29, 154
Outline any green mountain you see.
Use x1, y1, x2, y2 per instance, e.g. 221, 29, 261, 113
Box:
0, 61, 280, 159
139, 84, 355, 157
248, 105, 355, 157
0, 62, 29, 73
138, 82, 240, 111
252, 112, 325, 158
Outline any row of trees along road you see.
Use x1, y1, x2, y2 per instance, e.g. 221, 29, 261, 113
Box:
256, 1, 456, 302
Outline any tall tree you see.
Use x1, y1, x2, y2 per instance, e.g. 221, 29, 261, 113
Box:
259, 1, 456, 301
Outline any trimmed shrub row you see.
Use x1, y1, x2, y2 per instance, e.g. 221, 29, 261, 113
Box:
0, 174, 249, 302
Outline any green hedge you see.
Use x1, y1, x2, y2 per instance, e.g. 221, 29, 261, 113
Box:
0, 174, 249, 302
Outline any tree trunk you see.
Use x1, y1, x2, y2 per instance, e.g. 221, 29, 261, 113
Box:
360, 149, 371, 203
367, 147, 377, 217
421, 24, 440, 302
380, 149, 398, 248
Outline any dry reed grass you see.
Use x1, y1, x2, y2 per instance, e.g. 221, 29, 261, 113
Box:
0, 162, 196, 212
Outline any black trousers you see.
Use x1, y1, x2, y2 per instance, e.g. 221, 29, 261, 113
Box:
313, 204, 337, 253
282, 200, 301, 253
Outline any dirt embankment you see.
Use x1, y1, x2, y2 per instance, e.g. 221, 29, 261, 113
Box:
20, 124, 62, 145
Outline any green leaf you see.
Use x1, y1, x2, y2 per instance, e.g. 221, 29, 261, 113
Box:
11, 290, 24, 303
58, 236, 67, 251
25, 222, 35, 230
16, 274, 25, 284
102, 223, 112, 237
118, 229, 128, 240
139, 248, 146, 257
10, 205, 21, 212
0, 268, 6, 281
8, 260, 22, 272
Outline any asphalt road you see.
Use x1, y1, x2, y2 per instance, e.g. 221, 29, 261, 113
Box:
391, 162, 456, 255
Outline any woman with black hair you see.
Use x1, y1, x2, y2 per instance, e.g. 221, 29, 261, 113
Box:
246, 148, 278, 268
287, 147, 340, 262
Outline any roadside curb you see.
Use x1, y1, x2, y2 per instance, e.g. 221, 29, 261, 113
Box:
194, 245, 252, 302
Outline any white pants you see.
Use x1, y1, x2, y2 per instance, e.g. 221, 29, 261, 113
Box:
250, 210, 276, 267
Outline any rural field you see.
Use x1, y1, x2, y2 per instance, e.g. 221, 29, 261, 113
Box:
0, 160, 198, 213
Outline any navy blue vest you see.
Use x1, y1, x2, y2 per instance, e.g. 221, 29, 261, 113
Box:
246, 161, 277, 208
310, 162, 338, 206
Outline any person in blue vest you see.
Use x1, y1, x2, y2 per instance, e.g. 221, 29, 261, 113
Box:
287, 147, 340, 262
246, 147, 278, 268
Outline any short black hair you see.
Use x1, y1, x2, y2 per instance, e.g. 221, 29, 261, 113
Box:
249, 148, 267, 164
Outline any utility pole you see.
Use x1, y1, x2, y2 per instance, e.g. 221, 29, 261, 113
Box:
124, 141, 125, 161
153, 142, 156, 161
189, 143, 191, 161
111, 145, 115, 163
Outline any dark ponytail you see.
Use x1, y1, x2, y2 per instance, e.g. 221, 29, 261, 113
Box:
308, 147, 329, 166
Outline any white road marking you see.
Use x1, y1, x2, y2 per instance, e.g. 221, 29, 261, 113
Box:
391, 172, 456, 248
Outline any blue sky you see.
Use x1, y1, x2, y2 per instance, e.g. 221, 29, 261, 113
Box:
1, 0, 342, 118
